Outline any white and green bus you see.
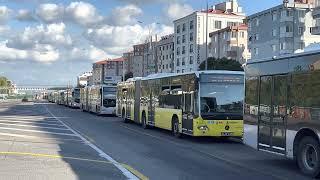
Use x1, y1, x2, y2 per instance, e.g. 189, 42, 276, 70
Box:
117, 71, 244, 137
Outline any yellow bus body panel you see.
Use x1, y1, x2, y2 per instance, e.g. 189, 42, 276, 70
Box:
193, 117, 243, 137
154, 108, 182, 131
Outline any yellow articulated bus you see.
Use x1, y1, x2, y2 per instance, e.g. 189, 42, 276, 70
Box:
117, 71, 244, 137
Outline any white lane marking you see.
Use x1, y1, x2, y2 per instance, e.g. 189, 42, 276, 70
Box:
0, 119, 64, 126
45, 106, 138, 180
0, 122, 70, 131
0, 127, 77, 137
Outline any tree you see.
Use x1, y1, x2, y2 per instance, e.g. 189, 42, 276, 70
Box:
199, 57, 244, 71
124, 72, 133, 81
0, 76, 8, 87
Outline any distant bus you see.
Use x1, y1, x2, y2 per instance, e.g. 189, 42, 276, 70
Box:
117, 71, 244, 137
87, 85, 117, 115
57, 90, 66, 105
244, 50, 320, 177
66, 88, 80, 108
80, 87, 90, 111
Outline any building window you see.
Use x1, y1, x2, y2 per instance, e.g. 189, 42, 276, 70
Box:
299, 42, 305, 49
177, 25, 180, 33
280, 42, 286, 50
227, 22, 237, 27
215, 21, 222, 29
182, 46, 186, 54
182, 69, 185, 73
272, 44, 277, 52
190, 20, 194, 29
177, 70, 180, 73
254, 48, 259, 55
166, 64, 168, 69
189, 44, 194, 53
255, 34, 259, 40
190, 32, 193, 41
166, 55, 168, 59
231, 31, 237, 38
189, 56, 194, 64
255, 18, 259, 26
214, 47, 217, 54
182, 57, 185, 65
272, 12, 277, 21
272, 29, 277, 37
177, 58, 180, 66
177, 36, 181, 44
182, 23, 186, 32
182, 35, 186, 43
177, 47, 180, 55
298, 10, 306, 18
298, 27, 304, 35
240, 32, 245, 38
286, 25, 293, 32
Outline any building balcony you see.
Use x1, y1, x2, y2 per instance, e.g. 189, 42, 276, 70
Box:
280, 32, 293, 38
280, 16, 293, 22
311, 26, 320, 35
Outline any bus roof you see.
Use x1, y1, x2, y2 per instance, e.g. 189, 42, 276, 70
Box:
140, 70, 244, 81
247, 49, 320, 65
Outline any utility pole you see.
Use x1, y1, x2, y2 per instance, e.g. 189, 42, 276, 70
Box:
205, 0, 209, 71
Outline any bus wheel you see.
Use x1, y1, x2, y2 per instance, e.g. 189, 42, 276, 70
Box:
297, 136, 320, 178
172, 117, 182, 138
142, 113, 148, 129
122, 109, 129, 123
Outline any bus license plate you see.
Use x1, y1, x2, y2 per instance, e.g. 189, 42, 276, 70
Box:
221, 132, 233, 136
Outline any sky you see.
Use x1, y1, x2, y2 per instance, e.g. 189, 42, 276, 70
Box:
0, 0, 281, 86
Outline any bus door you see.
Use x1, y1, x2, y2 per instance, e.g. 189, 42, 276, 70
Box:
182, 92, 193, 135
134, 81, 141, 123
258, 75, 287, 154
148, 87, 155, 125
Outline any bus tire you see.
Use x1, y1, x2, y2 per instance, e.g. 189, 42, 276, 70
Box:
172, 117, 182, 138
297, 136, 320, 178
122, 109, 129, 123
141, 113, 148, 129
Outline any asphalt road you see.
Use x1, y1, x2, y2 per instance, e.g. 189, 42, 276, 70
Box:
0, 100, 313, 180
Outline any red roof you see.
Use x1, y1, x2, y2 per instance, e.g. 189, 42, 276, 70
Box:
108, 57, 124, 62
95, 60, 108, 65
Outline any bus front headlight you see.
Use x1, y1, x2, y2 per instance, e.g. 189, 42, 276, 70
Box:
198, 125, 208, 131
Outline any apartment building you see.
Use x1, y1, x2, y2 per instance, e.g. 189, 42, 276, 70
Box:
92, 60, 106, 85
247, 0, 320, 60
173, 0, 245, 73
122, 51, 134, 74
104, 57, 124, 84
209, 24, 250, 64
77, 72, 92, 87
144, 40, 159, 76
133, 44, 145, 77
92, 58, 124, 85
156, 34, 174, 73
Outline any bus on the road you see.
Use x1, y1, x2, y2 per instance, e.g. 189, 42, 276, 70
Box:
244, 50, 320, 177
117, 71, 244, 137
66, 88, 80, 108
87, 85, 117, 115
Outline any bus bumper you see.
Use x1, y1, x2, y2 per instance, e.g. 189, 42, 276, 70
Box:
192, 119, 243, 137
100, 107, 116, 115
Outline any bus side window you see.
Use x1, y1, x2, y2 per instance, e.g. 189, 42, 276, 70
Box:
171, 85, 182, 109
184, 93, 193, 113
159, 86, 170, 108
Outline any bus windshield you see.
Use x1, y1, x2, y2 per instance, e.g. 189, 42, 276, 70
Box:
103, 87, 117, 96
200, 83, 244, 120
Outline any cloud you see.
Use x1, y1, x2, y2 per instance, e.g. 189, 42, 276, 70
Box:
118, 0, 180, 5
0, 6, 12, 24
107, 4, 142, 26
68, 45, 109, 62
65, 1, 104, 27
6, 23, 72, 50
165, 3, 193, 20
0, 41, 59, 63
85, 23, 173, 56
16, 9, 36, 21
36, 3, 64, 23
